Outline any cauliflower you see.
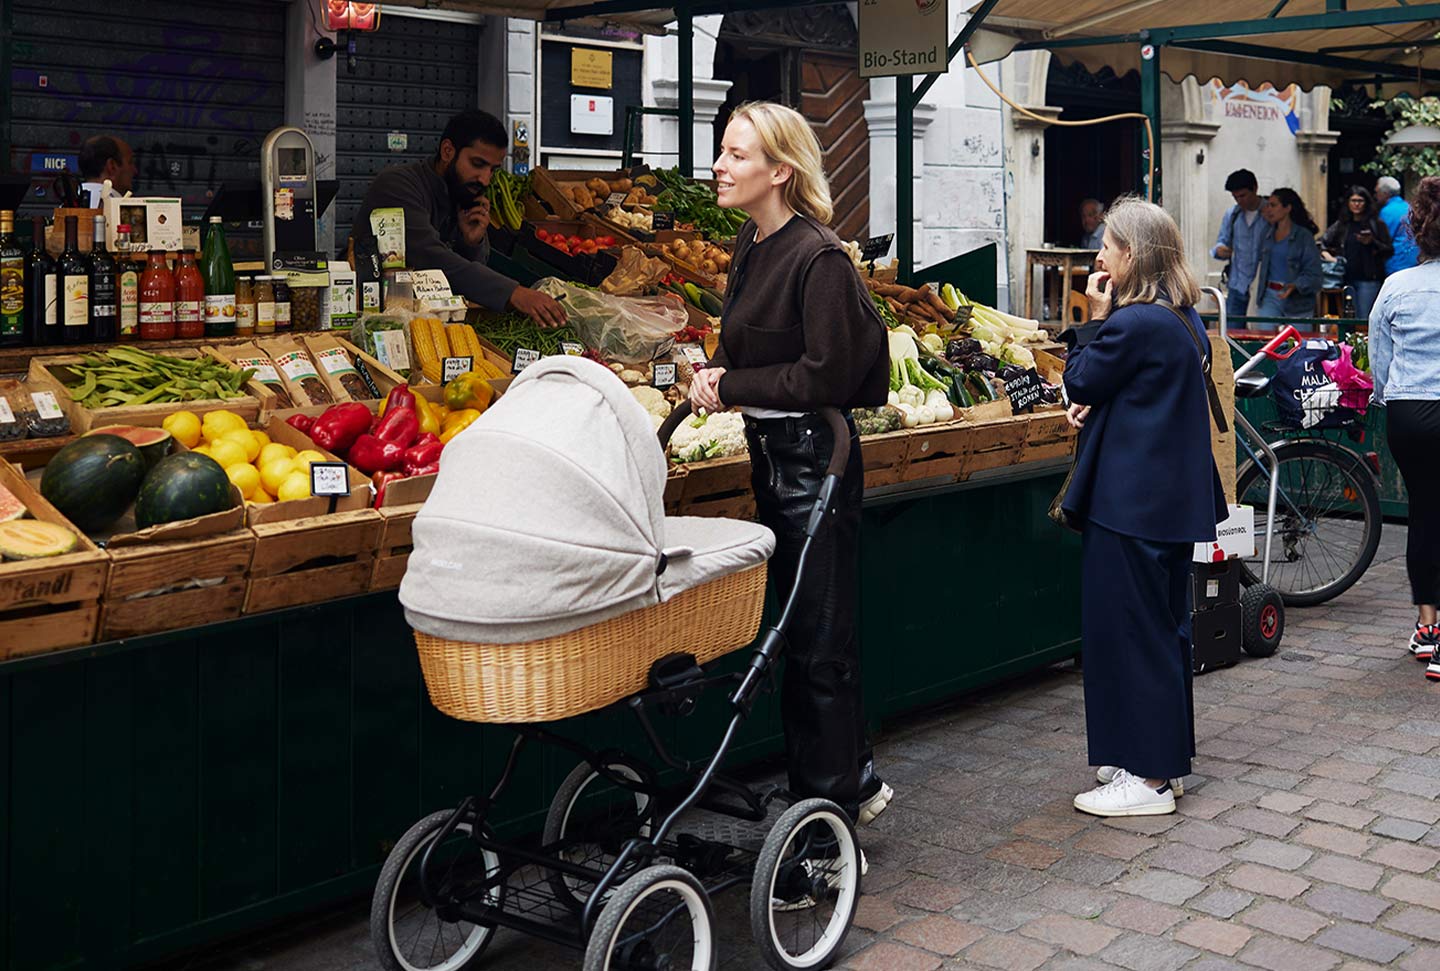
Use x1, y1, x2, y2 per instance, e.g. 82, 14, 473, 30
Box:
630, 385, 671, 418
669, 411, 747, 463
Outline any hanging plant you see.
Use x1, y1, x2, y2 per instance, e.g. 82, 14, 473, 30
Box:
1365, 95, 1440, 178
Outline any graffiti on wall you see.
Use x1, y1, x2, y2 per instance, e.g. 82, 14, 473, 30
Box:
1208, 80, 1301, 135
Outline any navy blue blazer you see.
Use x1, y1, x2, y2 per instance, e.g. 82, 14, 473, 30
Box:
1061, 301, 1227, 544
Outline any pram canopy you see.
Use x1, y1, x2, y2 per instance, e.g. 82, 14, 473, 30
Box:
401, 355, 775, 645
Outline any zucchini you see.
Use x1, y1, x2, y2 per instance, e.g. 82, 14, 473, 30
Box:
964, 371, 997, 403
948, 374, 973, 409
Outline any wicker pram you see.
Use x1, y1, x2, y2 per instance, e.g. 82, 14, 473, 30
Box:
400, 355, 775, 723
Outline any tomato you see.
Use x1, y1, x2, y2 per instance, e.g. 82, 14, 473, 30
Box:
581, 240, 598, 254
598, 236, 616, 247
536, 228, 550, 241
569, 236, 583, 246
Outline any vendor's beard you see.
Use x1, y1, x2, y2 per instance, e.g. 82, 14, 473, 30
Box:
442, 160, 484, 211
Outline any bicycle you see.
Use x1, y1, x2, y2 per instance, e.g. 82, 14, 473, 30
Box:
1229, 325, 1383, 608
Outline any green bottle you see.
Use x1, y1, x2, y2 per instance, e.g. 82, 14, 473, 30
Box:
0, 211, 23, 345
200, 215, 235, 336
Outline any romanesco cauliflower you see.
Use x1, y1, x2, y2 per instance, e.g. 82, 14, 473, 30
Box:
669, 411, 747, 463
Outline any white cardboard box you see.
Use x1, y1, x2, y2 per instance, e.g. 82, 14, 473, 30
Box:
1194, 504, 1255, 564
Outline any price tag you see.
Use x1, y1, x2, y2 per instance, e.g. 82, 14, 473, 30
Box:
512, 347, 541, 373
561, 342, 586, 356
605, 191, 628, 207
442, 356, 474, 382
1003, 368, 1046, 414
652, 211, 675, 231
652, 362, 677, 389
310, 462, 352, 498
859, 234, 894, 263
411, 269, 454, 305
31, 391, 63, 421
0, 397, 13, 424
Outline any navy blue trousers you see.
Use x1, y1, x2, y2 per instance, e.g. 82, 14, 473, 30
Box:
1080, 522, 1196, 780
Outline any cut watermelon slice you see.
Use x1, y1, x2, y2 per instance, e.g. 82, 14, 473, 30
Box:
0, 482, 25, 523
84, 424, 174, 468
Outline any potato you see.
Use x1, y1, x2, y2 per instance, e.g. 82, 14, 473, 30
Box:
625, 187, 645, 204
586, 178, 610, 196
701, 259, 718, 274
612, 178, 633, 192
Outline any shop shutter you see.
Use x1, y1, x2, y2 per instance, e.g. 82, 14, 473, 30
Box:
335, 15, 480, 248
8, 0, 287, 252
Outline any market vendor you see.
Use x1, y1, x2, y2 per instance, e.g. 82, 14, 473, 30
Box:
352, 109, 565, 327
79, 135, 136, 207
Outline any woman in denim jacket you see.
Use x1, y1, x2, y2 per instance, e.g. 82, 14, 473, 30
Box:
1370, 175, 1440, 676
1254, 188, 1323, 327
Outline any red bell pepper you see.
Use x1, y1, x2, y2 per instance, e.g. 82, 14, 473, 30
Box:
407, 461, 440, 478
349, 434, 406, 475
372, 470, 406, 509
402, 440, 444, 477
373, 405, 420, 449
384, 384, 417, 415
412, 432, 440, 449
309, 402, 374, 455
285, 414, 316, 434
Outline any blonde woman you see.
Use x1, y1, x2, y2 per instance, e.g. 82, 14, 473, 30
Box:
690, 102, 892, 827
1059, 197, 1227, 817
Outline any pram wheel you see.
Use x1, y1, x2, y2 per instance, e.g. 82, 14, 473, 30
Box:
370, 810, 503, 971
583, 864, 716, 971
749, 798, 861, 971
1241, 583, 1285, 658
543, 758, 655, 911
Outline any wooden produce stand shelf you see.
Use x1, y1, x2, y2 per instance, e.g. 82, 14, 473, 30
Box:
102, 532, 254, 640
371, 503, 422, 592
246, 510, 384, 614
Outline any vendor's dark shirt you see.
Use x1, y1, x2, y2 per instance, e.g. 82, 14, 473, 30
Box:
710, 214, 888, 411
352, 161, 517, 311
1322, 217, 1393, 283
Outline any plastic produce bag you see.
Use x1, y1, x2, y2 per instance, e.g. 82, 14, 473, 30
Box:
535, 277, 685, 363
1321, 341, 1373, 417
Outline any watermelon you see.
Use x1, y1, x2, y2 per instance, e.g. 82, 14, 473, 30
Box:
41, 435, 147, 532
84, 424, 173, 469
135, 452, 234, 529
0, 520, 78, 560
0, 483, 24, 523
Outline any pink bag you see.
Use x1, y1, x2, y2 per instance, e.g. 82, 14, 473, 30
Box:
1321, 343, 1373, 416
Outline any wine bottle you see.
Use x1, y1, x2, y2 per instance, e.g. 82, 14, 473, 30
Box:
89, 215, 118, 343
201, 215, 236, 337
25, 217, 58, 345
116, 224, 139, 340
59, 216, 92, 344
0, 212, 23, 346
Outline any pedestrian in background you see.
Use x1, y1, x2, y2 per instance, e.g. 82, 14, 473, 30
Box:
1377, 176, 1420, 275
1254, 187, 1323, 325
1059, 196, 1227, 817
1212, 168, 1268, 322
1368, 175, 1440, 677
1321, 185, 1392, 320
1079, 198, 1106, 249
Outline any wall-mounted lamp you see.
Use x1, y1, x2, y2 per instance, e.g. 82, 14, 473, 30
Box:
1196, 149, 1205, 165
1031, 139, 1041, 158
1320, 159, 1328, 174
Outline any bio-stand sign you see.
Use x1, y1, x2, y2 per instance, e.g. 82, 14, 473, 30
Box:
858, 0, 948, 78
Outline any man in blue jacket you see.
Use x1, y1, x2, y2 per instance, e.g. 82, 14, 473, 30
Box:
1377, 176, 1419, 275
1211, 169, 1269, 322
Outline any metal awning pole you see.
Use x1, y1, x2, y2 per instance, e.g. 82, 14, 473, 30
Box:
678, 2, 695, 176
897, 83, 915, 284
1139, 39, 1162, 201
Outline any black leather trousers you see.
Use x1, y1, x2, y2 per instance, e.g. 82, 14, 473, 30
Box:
744, 412, 871, 820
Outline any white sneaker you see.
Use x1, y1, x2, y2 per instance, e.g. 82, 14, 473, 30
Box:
1075, 769, 1176, 818
773, 850, 867, 911
858, 781, 894, 825
1097, 765, 1184, 797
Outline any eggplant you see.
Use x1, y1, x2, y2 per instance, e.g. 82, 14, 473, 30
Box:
1040, 384, 1060, 405
946, 337, 982, 361
998, 363, 1029, 384
959, 353, 1000, 375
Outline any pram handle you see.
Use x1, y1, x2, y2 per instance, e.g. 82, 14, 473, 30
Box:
657, 402, 850, 479
1260, 326, 1303, 360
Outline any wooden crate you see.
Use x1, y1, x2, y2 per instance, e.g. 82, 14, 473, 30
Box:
0, 461, 108, 659
101, 532, 254, 640
531, 167, 636, 220
28, 350, 266, 434
961, 416, 1029, 478
903, 422, 972, 483
246, 509, 382, 614
370, 502, 421, 591
1020, 411, 1076, 465
673, 453, 754, 518
859, 429, 912, 489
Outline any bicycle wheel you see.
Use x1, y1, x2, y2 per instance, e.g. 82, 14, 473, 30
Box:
1235, 440, 1382, 606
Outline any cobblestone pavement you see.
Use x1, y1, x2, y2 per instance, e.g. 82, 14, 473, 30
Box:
183, 527, 1440, 971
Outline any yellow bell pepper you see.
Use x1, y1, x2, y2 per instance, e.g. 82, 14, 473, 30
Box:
433, 402, 451, 423
413, 395, 441, 437
444, 372, 494, 413
440, 408, 482, 445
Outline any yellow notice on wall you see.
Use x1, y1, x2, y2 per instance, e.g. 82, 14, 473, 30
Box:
571, 48, 613, 89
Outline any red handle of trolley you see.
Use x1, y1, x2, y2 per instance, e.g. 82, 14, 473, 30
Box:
1234, 325, 1302, 380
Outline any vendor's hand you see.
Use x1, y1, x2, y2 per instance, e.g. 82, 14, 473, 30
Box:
1085, 271, 1113, 321
508, 286, 568, 328
1321, 251, 1336, 263
1215, 244, 1233, 260
690, 367, 725, 413
1066, 403, 1091, 429
1358, 228, 1374, 244
458, 197, 491, 248
1280, 284, 1297, 300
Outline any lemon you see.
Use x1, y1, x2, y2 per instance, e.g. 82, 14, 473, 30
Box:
251, 429, 271, 449
260, 458, 297, 496
219, 429, 261, 463
202, 409, 246, 434
293, 449, 328, 469
191, 444, 213, 458
225, 463, 261, 499
208, 438, 250, 470
248, 489, 275, 505
257, 443, 295, 468
162, 411, 202, 448
277, 471, 313, 502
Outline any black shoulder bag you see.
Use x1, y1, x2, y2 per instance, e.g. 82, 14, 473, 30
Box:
1047, 303, 1228, 533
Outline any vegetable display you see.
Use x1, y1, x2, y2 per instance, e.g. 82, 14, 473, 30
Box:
474, 313, 581, 358
41, 435, 148, 531
652, 168, 749, 239
488, 169, 531, 232
0, 520, 78, 560
669, 411, 747, 463
60, 346, 255, 409
134, 452, 234, 529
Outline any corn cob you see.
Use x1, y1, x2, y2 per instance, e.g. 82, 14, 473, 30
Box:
411, 318, 443, 383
